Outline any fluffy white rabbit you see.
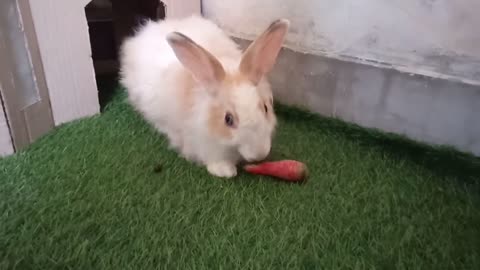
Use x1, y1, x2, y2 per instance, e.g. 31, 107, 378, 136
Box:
119, 15, 289, 178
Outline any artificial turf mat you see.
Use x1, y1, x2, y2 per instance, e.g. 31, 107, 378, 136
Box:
1, 86, 480, 269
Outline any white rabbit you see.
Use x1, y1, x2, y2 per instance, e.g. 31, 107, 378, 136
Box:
119, 15, 289, 178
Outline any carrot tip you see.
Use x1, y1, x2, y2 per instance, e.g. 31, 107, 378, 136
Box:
299, 164, 309, 181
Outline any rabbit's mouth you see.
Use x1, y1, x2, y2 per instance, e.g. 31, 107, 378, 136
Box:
238, 148, 284, 166
238, 147, 270, 163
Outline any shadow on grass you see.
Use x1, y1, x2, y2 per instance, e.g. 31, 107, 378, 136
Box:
275, 104, 480, 190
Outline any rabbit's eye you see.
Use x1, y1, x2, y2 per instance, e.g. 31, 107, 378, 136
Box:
225, 112, 234, 127
264, 104, 268, 114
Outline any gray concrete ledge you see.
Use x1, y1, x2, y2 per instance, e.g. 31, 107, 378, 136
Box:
235, 39, 480, 156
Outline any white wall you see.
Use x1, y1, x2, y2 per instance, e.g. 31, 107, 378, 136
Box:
28, 0, 100, 125
203, 0, 480, 85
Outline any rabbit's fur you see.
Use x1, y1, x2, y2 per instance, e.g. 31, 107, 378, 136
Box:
120, 15, 289, 178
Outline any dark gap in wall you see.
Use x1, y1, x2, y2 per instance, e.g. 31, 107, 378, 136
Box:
84, 0, 166, 111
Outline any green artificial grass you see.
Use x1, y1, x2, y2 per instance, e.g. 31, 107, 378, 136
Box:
1, 85, 480, 269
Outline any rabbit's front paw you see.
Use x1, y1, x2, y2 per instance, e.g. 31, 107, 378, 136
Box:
207, 162, 237, 178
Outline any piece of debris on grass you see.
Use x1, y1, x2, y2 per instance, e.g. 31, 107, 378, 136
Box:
153, 163, 163, 173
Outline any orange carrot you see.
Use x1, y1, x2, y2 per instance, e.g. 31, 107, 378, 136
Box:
243, 160, 308, 182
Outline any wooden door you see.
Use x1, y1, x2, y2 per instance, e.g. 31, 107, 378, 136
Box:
0, 0, 54, 152
0, 97, 14, 157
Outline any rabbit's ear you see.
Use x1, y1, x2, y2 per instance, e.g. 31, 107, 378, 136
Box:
239, 19, 289, 86
167, 32, 225, 89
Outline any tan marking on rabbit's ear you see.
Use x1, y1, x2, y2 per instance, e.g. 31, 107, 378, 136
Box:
239, 19, 289, 85
208, 103, 235, 139
176, 71, 196, 115
167, 32, 226, 91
